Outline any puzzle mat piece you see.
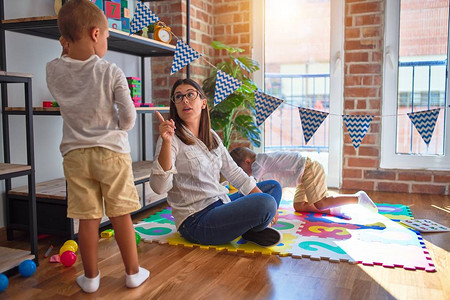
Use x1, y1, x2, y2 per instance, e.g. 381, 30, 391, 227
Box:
289, 236, 356, 263
141, 207, 174, 224
376, 203, 413, 216
166, 233, 274, 255
134, 222, 176, 243
353, 218, 425, 246
337, 239, 435, 272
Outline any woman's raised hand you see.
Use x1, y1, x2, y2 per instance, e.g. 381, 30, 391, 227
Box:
155, 111, 175, 143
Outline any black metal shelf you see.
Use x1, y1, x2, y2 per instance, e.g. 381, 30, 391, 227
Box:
1, 16, 175, 57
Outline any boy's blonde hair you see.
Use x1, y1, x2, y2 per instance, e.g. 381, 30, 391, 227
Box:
58, 0, 107, 42
229, 147, 256, 167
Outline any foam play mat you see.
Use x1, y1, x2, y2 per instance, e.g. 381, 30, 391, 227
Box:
134, 200, 436, 272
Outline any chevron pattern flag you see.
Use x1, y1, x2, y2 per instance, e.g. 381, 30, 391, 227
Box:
171, 40, 202, 75
254, 91, 284, 126
343, 114, 374, 149
407, 108, 440, 145
130, 2, 160, 35
213, 70, 243, 106
298, 107, 329, 144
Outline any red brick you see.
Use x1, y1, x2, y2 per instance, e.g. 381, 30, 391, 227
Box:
345, 52, 369, 63
345, 87, 378, 98
358, 146, 379, 157
362, 27, 381, 38
343, 168, 363, 178
364, 170, 396, 180
377, 182, 410, 193
349, 2, 382, 14
348, 64, 381, 75
345, 28, 360, 39
434, 174, 450, 183
411, 184, 446, 195
347, 157, 379, 168
342, 179, 374, 191
345, 40, 376, 51
354, 14, 382, 26
398, 172, 433, 182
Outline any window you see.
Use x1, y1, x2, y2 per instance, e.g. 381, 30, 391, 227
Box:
381, 0, 450, 170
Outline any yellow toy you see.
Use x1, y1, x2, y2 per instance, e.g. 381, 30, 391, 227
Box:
101, 229, 115, 238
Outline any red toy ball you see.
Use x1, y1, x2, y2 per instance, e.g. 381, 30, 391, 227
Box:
60, 251, 77, 267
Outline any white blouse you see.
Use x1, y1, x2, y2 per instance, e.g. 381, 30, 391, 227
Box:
150, 129, 257, 229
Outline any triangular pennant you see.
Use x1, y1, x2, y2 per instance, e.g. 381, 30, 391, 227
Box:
343, 114, 374, 149
130, 2, 160, 35
170, 40, 202, 75
213, 70, 243, 106
254, 91, 284, 126
298, 107, 329, 144
407, 108, 440, 145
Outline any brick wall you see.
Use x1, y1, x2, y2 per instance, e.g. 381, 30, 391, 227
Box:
150, 0, 251, 147
343, 0, 449, 195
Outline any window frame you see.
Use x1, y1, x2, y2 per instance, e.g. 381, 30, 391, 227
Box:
381, 0, 450, 170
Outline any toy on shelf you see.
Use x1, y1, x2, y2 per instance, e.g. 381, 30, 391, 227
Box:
126, 77, 144, 106
18, 260, 36, 277
101, 229, 115, 238
43, 101, 53, 108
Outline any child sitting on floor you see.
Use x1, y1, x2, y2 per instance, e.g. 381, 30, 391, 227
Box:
230, 147, 378, 219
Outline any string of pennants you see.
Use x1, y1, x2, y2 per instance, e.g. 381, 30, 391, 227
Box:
130, 2, 445, 150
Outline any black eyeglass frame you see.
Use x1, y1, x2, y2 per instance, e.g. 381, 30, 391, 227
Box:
171, 90, 200, 104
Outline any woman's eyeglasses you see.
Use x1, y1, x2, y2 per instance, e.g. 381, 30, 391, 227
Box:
171, 90, 199, 104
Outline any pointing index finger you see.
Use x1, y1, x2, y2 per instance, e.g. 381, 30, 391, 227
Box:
155, 111, 166, 123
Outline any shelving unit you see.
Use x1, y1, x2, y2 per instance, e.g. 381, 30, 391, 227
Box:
0, 6, 176, 239
0, 71, 38, 272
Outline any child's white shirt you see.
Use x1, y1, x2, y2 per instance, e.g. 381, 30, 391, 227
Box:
46, 54, 136, 155
252, 152, 307, 188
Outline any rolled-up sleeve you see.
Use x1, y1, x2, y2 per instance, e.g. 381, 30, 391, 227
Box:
150, 137, 178, 194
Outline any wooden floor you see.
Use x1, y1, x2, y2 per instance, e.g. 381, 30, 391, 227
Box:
0, 189, 449, 299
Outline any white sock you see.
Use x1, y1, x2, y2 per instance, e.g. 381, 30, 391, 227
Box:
356, 191, 378, 213
76, 271, 100, 293
329, 207, 351, 219
126, 267, 150, 288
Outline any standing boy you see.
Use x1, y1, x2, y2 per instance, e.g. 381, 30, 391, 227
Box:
46, 0, 149, 293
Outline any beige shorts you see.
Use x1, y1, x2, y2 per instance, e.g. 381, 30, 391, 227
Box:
293, 157, 327, 205
63, 147, 140, 219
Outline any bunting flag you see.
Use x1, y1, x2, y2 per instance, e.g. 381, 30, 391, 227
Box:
213, 70, 243, 106
407, 108, 440, 145
298, 107, 329, 144
254, 91, 284, 127
130, 1, 160, 35
171, 40, 202, 75
343, 114, 374, 149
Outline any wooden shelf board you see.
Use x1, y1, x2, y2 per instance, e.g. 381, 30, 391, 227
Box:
1, 16, 175, 57
5, 107, 170, 113
0, 163, 31, 176
8, 160, 153, 200
0, 246, 34, 273
0, 71, 33, 78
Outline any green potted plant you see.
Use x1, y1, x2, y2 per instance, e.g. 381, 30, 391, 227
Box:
202, 41, 261, 149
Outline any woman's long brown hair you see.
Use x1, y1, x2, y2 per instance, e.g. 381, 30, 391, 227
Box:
169, 78, 219, 151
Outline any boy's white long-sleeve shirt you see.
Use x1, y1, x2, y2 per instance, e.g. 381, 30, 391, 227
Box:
252, 152, 307, 188
46, 54, 136, 155
150, 130, 257, 229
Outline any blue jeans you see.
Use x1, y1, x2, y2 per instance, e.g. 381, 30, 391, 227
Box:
179, 180, 282, 245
